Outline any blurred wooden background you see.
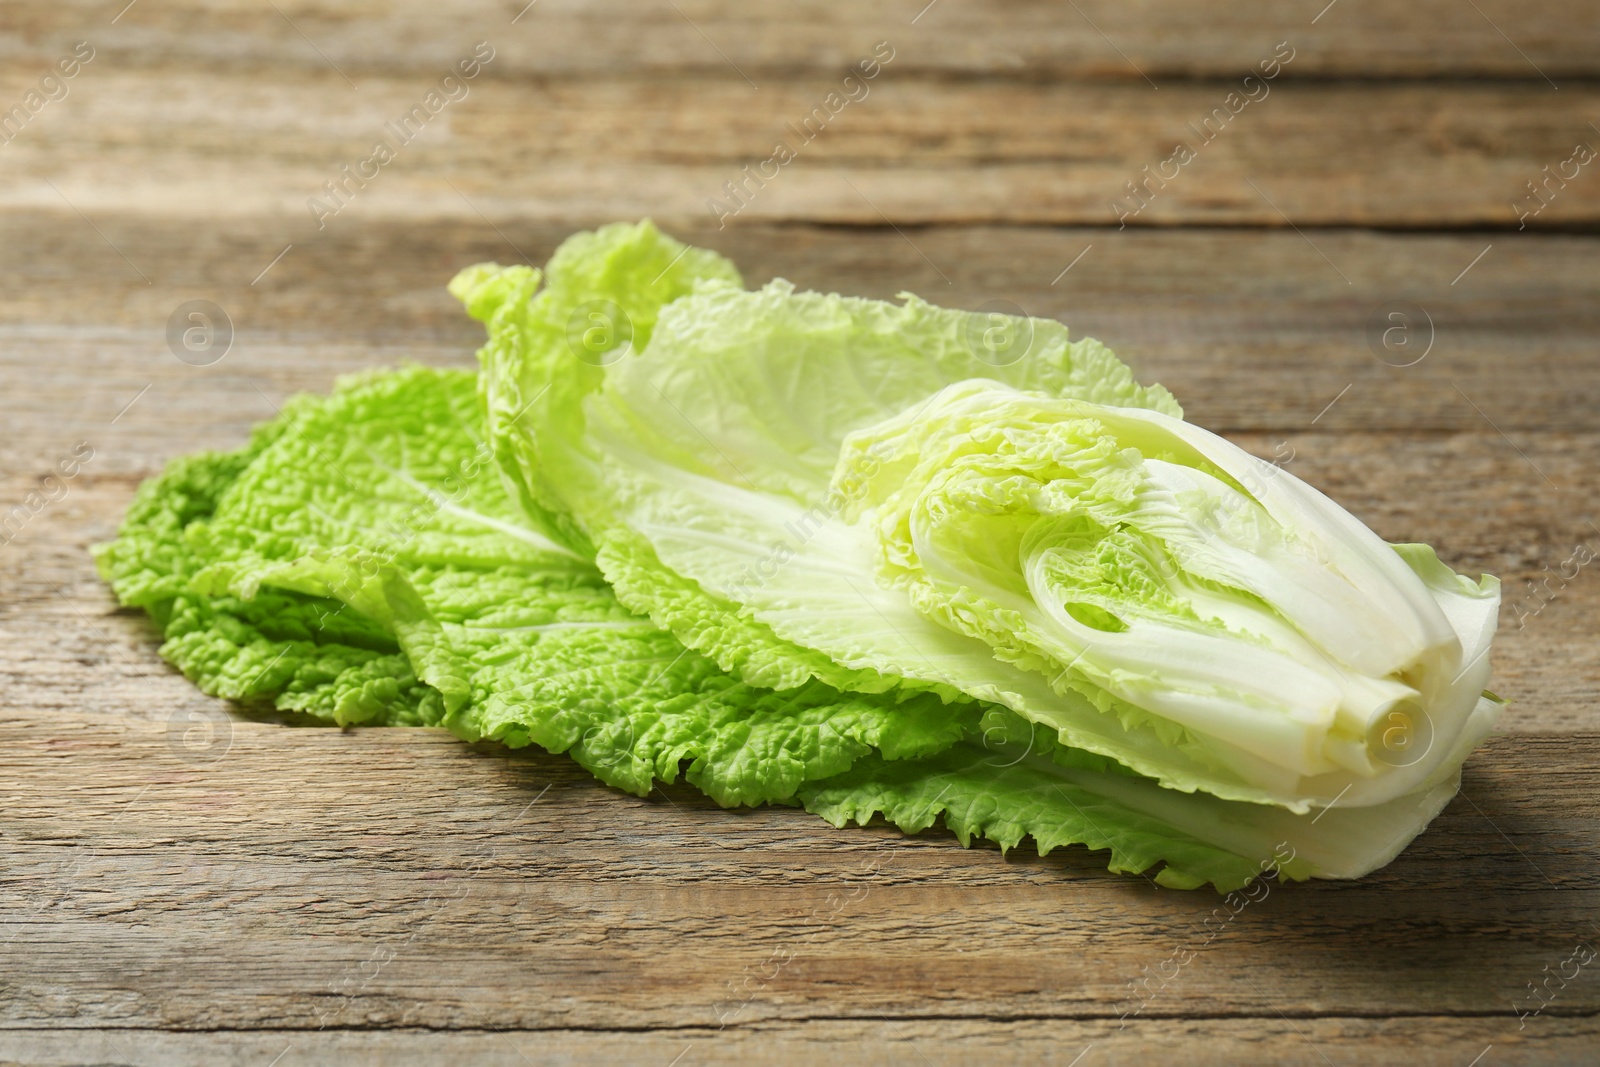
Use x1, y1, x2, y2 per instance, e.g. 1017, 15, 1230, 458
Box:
1, 2, 1596, 1064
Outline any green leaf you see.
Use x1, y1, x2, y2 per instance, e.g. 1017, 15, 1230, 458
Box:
95, 223, 1503, 890
464, 222, 1501, 816
800, 729, 1466, 890
801, 744, 1275, 891
98, 364, 974, 805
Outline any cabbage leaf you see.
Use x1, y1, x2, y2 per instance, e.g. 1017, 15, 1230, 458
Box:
463, 221, 1501, 817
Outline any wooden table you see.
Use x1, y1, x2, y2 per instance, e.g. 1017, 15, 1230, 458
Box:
3, 2, 1597, 1063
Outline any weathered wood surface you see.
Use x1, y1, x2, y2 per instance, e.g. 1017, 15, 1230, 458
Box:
3, 229, 1595, 1064
3, 0, 1598, 1063
7, 0, 1600, 80
5, 3, 1600, 228
8, 73, 1600, 228
1, 717, 1596, 1055
1, 221, 1596, 436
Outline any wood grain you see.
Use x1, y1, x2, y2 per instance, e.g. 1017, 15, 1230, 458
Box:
5, 1017, 1599, 1067
6, 0, 1600, 80
7, 71, 1600, 228
3, 0, 1597, 1062
0, 221, 1595, 436
6, 0, 1599, 229
1, 716, 1595, 1038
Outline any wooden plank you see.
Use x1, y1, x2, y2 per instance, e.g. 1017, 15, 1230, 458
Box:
3, 3, 1592, 1060
3, 1015, 1598, 1067
0, 220, 1594, 438
7, 0, 1599, 80
6, 69, 1598, 227
0, 714, 1595, 1037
